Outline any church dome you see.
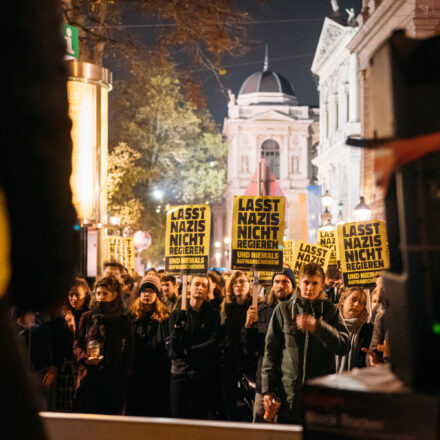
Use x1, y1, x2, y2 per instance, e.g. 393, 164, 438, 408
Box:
236, 48, 298, 106
239, 70, 296, 96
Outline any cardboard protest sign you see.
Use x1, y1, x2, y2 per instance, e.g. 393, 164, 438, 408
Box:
317, 229, 337, 266
105, 236, 135, 270
283, 240, 296, 268
337, 220, 389, 288
231, 196, 285, 271
165, 205, 210, 274
291, 241, 331, 282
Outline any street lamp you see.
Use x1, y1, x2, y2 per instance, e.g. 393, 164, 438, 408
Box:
336, 201, 344, 225
354, 196, 372, 221
322, 190, 333, 209
321, 189, 333, 228
153, 190, 163, 200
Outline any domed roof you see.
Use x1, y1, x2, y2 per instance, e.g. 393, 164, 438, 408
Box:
238, 48, 296, 97
239, 70, 296, 96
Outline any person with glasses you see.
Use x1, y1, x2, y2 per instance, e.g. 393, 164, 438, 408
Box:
221, 270, 253, 420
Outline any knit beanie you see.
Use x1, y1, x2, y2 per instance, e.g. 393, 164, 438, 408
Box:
271, 267, 296, 289
138, 274, 161, 295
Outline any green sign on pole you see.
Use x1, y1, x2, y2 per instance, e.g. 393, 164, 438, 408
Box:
62, 24, 79, 59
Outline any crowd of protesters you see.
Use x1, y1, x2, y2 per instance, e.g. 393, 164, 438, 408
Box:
11, 260, 388, 423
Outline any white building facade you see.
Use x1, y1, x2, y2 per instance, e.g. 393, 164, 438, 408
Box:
347, 0, 440, 220
311, 16, 362, 223
211, 60, 319, 267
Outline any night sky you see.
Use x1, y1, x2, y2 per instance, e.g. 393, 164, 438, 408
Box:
195, 0, 362, 125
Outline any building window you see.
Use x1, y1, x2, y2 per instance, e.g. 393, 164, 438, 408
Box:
261, 139, 280, 179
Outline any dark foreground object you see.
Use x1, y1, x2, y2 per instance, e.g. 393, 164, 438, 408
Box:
303, 365, 439, 440
0, 299, 47, 440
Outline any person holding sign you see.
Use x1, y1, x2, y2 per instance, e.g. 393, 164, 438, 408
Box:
73, 276, 134, 415
242, 267, 296, 423
261, 263, 350, 424
168, 275, 221, 419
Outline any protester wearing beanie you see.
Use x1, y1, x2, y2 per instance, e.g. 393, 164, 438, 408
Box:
126, 275, 171, 417
242, 267, 296, 422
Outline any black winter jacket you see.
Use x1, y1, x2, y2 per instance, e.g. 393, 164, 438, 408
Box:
168, 301, 220, 377
241, 302, 276, 393
222, 298, 252, 377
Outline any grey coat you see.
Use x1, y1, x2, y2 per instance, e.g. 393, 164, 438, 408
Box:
261, 294, 350, 421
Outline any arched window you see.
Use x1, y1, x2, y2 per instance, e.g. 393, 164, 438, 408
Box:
261, 139, 280, 179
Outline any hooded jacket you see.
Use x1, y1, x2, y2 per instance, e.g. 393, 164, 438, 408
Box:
261, 291, 350, 418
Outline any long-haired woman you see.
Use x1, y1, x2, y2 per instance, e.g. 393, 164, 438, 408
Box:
56, 278, 92, 411
335, 287, 373, 372
126, 275, 171, 417
73, 276, 134, 414
63, 277, 91, 339
221, 270, 253, 421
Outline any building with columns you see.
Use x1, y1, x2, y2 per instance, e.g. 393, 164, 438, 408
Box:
311, 14, 362, 223
210, 56, 319, 267
347, 0, 440, 220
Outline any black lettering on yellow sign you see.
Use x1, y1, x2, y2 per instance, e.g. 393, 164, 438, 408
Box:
338, 221, 389, 288
291, 240, 331, 281
318, 229, 338, 266
168, 206, 207, 255
231, 196, 285, 271
165, 204, 210, 274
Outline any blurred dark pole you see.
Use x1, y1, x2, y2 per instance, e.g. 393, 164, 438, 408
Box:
79, 227, 88, 279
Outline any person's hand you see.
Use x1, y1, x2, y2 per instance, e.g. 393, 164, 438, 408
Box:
361, 347, 380, 366
263, 393, 275, 411
65, 313, 76, 333
378, 341, 390, 360
296, 314, 317, 333
245, 306, 258, 328
85, 357, 103, 366
42, 365, 58, 387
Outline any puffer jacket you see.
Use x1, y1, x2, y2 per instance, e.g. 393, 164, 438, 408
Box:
261, 293, 350, 416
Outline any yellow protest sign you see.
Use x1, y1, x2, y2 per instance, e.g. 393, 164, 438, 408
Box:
337, 220, 389, 288
257, 271, 274, 284
283, 240, 296, 268
104, 236, 135, 270
317, 228, 337, 266
231, 196, 285, 271
291, 241, 331, 282
165, 204, 210, 274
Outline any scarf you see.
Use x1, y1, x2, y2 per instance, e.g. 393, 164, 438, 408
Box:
90, 300, 121, 338
335, 308, 369, 373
